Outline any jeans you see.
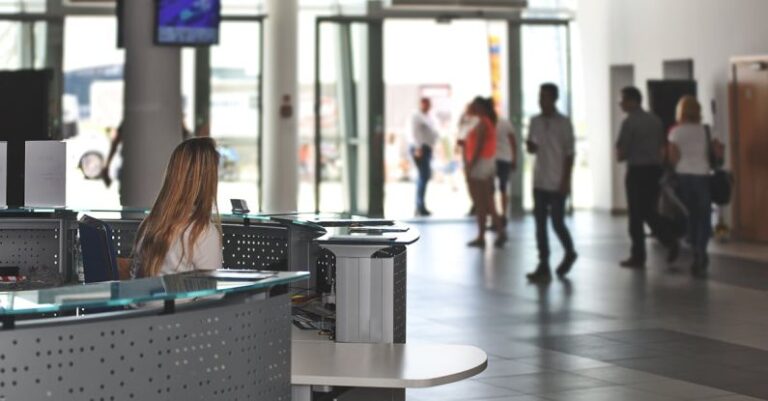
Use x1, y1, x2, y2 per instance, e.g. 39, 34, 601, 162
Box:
677, 174, 712, 257
534, 189, 575, 264
411, 144, 432, 212
626, 165, 673, 261
496, 160, 513, 193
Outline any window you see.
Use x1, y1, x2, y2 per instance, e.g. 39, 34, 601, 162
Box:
210, 21, 263, 210
522, 24, 592, 209
63, 16, 124, 208
0, 0, 45, 13
0, 20, 47, 69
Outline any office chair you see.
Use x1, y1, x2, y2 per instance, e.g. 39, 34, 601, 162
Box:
78, 215, 120, 283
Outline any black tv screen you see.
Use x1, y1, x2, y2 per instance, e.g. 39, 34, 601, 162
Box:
155, 0, 221, 46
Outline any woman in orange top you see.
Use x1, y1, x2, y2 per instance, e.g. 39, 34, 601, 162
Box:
466, 97, 506, 248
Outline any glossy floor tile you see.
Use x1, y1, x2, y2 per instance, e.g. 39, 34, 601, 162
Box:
405, 213, 768, 400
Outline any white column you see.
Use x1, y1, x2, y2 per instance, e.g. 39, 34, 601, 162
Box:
120, 0, 182, 208
263, 0, 299, 213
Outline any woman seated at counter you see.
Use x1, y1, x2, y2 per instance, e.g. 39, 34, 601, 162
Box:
131, 137, 224, 278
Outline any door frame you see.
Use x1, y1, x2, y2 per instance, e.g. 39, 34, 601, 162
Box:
730, 55, 768, 241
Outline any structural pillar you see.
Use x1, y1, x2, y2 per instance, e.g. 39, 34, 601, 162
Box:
46, 0, 65, 138
194, 47, 211, 137
120, 0, 182, 208
507, 20, 524, 216
263, 0, 299, 213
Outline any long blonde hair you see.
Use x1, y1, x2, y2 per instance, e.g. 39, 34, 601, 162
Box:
676, 95, 702, 124
135, 137, 222, 277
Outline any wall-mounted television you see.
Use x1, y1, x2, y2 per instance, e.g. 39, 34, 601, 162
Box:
155, 0, 221, 46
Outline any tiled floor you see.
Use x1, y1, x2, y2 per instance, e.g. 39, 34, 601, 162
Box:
405, 213, 768, 401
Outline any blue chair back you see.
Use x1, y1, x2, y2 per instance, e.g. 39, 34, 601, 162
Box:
79, 215, 120, 283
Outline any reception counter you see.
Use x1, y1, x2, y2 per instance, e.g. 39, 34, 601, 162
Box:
0, 271, 308, 401
0, 209, 491, 401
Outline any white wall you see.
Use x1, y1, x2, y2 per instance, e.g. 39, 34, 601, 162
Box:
572, 0, 610, 209
575, 0, 768, 210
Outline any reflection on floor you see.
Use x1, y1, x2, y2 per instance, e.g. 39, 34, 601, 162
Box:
406, 213, 768, 401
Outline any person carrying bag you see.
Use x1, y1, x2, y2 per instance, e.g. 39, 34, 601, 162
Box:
657, 168, 688, 239
667, 96, 722, 275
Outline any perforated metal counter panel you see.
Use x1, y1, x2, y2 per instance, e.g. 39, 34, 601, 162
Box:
106, 220, 289, 271
0, 292, 292, 401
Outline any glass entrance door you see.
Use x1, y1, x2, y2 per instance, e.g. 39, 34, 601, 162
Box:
313, 17, 384, 215
312, 15, 574, 217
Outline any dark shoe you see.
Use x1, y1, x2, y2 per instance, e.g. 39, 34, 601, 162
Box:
691, 261, 708, 278
620, 258, 645, 269
557, 252, 578, 277
691, 266, 708, 278
494, 232, 508, 248
467, 239, 486, 248
415, 209, 432, 217
691, 253, 709, 277
666, 240, 680, 263
527, 265, 552, 282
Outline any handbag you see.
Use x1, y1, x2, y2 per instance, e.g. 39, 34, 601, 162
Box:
705, 126, 733, 205
657, 168, 688, 238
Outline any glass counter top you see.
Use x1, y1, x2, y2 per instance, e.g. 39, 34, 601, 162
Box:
0, 271, 309, 316
317, 225, 420, 246
266, 213, 393, 227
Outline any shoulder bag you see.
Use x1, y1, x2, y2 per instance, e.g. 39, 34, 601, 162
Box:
705, 125, 733, 205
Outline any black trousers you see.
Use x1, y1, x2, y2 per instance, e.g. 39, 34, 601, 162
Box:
534, 189, 575, 264
625, 165, 670, 261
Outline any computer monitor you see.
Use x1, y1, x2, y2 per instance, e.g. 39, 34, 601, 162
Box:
155, 0, 221, 46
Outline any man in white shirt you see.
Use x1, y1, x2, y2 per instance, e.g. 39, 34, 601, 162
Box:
526, 83, 577, 281
410, 97, 440, 216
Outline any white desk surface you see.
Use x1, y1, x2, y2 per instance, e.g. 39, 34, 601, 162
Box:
291, 329, 487, 388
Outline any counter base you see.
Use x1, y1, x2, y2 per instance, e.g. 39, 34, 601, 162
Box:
0, 292, 291, 401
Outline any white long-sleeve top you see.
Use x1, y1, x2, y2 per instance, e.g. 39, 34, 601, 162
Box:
410, 111, 440, 148
134, 223, 223, 277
